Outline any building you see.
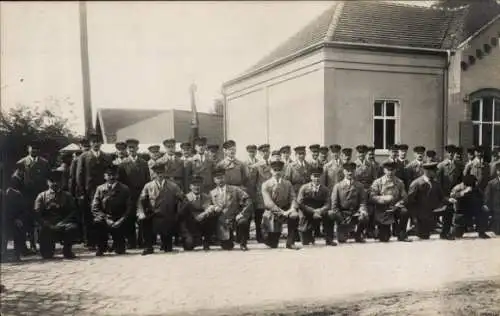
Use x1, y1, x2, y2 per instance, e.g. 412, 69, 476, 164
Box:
222, 1, 500, 159
95, 108, 223, 145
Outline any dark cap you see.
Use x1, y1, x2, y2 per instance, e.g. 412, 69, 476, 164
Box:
88, 133, 100, 143
413, 146, 426, 154
246, 145, 257, 152
174, 151, 182, 157
150, 162, 166, 172
115, 142, 127, 150
455, 146, 464, 154
329, 144, 341, 153
398, 144, 409, 151
222, 140, 236, 149
213, 167, 226, 177
125, 139, 139, 146
162, 139, 176, 146
444, 145, 456, 153
194, 137, 207, 146
270, 160, 285, 171
382, 161, 398, 170
258, 144, 270, 151
467, 147, 475, 155
389, 144, 399, 151
47, 169, 64, 181
319, 146, 329, 154
422, 162, 439, 170
341, 148, 353, 156
426, 150, 437, 158
366, 146, 375, 152
79, 137, 90, 146
271, 150, 281, 156
180, 142, 191, 150
474, 146, 484, 154
191, 176, 203, 185
28, 140, 41, 149
356, 145, 368, 153
208, 144, 219, 152
310, 167, 323, 176
294, 146, 306, 153
148, 145, 160, 152
280, 146, 291, 154
104, 164, 119, 175
309, 144, 320, 152
342, 162, 356, 171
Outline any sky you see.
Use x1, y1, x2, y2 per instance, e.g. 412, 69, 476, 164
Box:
1, 1, 436, 134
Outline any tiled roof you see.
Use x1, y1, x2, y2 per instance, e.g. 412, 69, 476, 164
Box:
96, 108, 168, 139
245, 1, 500, 74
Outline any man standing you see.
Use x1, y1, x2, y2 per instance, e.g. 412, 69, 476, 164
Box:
405, 146, 426, 185
308, 144, 321, 169
280, 146, 293, 165
207, 144, 220, 164
366, 146, 382, 177
485, 163, 500, 235
437, 145, 463, 196
137, 163, 185, 255
285, 146, 311, 193
118, 138, 151, 249
331, 162, 369, 243
329, 145, 342, 167
464, 146, 490, 190
76, 133, 111, 249
297, 168, 336, 246
113, 142, 128, 165
370, 161, 410, 242
69, 138, 90, 197
216, 140, 248, 189
157, 139, 187, 192
208, 168, 253, 251
406, 162, 454, 240
253, 144, 272, 243
353, 145, 377, 190
261, 161, 300, 250
322, 147, 351, 191
34, 169, 79, 259
318, 146, 329, 169
180, 142, 193, 162
397, 144, 410, 167
147, 145, 163, 179
16, 141, 51, 253
191, 137, 215, 193
490, 147, 499, 178
92, 165, 133, 255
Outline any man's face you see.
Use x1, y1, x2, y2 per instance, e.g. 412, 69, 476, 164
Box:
311, 174, 320, 185
384, 168, 395, 177
399, 150, 407, 160
164, 144, 175, 155
357, 152, 366, 161
319, 153, 327, 162
272, 154, 281, 162
332, 152, 340, 160
214, 175, 225, 186
225, 146, 236, 159
311, 152, 319, 160
155, 170, 166, 180
341, 153, 351, 163
47, 179, 60, 191
297, 152, 306, 161
416, 153, 424, 161
117, 149, 127, 158
454, 152, 462, 161
28, 146, 39, 157
467, 153, 474, 161
190, 183, 201, 194
82, 145, 91, 152
260, 150, 270, 160
182, 149, 191, 158
475, 152, 483, 160
104, 172, 118, 183
195, 144, 206, 154
424, 169, 437, 179
90, 140, 101, 151
390, 150, 398, 160
271, 168, 282, 177
344, 169, 353, 179
128, 145, 138, 156
248, 151, 256, 159
367, 151, 375, 161
207, 151, 216, 160
281, 152, 290, 161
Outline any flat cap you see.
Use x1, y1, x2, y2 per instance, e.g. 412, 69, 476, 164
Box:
426, 150, 437, 158
294, 146, 306, 153
329, 144, 341, 153
319, 146, 329, 154
162, 139, 176, 146
342, 162, 356, 171
413, 146, 426, 154
444, 145, 456, 153
148, 145, 160, 152
208, 144, 220, 152
246, 145, 257, 151
104, 164, 119, 174
191, 176, 203, 184
115, 142, 127, 150
79, 138, 90, 146
382, 161, 398, 170
180, 142, 191, 150
271, 150, 281, 156
309, 144, 320, 152
310, 167, 323, 175
270, 160, 285, 171
356, 145, 368, 153
258, 144, 270, 151
280, 146, 291, 153
398, 144, 409, 150
222, 140, 236, 149
47, 169, 64, 181
88, 133, 100, 142
389, 144, 399, 151
342, 148, 353, 155
125, 139, 139, 146
212, 167, 226, 177
150, 162, 166, 172
422, 162, 439, 169
194, 137, 207, 145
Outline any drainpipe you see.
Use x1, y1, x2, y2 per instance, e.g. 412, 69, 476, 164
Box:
221, 88, 227, 141
442, 50, 451, 157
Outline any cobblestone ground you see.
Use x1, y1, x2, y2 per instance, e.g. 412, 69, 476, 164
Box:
1, 234, 499, 316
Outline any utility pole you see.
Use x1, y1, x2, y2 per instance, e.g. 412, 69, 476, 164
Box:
79, 1, 93, 135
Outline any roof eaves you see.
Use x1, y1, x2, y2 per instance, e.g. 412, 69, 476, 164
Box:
324, 41, 450, 55
222, 41, 325, 89
457, 13, 500, 50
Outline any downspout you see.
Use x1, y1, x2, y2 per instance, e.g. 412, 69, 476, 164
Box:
442, 50, 451, 156
221, 88, 227, 141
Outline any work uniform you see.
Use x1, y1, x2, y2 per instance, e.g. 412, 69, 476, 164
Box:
285, 160, 311, 193
321, 161, 344, 191
253, 160, 272, 242
485, 176, 500, 235
216, 158, 249, 188
191, 153, 215, 193
179, 191, 215, 250
464, 159, 490, 190
450, 182, 488, 237
437, 158, 464, 195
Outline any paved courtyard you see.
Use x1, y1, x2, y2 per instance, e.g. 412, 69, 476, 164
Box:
1, 235, 500, 316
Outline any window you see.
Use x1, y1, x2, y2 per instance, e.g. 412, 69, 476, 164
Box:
471, 97, 500, 149
374, 100, 399, 150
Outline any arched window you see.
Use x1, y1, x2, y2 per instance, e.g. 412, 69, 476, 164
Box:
470, 89, 500, 149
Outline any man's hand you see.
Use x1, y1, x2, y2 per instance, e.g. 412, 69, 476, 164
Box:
382, 195, 394, 204
482, 205, 490, 212
448, 197, 457, 204
106, 219, 114, 227
394, 201, 404, 208
313, 209, 323, 219
111, 219, 123, 229
235, 213, 243, 222
463, 186, 472, 194
137, 212, 146, 221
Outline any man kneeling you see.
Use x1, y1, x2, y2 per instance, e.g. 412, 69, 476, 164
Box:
34, 169, 79, 259
208, 168, 252, 251
92, 164, 133, 256
331, 162, 369, 243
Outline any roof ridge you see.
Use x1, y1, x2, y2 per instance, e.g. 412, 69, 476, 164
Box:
324, 2, 344, 41
439, 6, 468, 49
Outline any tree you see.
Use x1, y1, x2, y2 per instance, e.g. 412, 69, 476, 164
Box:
0, 104, 80, 183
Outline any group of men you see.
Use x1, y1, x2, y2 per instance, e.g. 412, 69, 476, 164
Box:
2, 134, 499, 261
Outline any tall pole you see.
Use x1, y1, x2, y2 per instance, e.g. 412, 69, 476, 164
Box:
79, 1, 93, 135
189, 83, 199, 145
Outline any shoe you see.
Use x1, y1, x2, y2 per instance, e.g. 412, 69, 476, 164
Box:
95, 250, 105, 257
440, 234, 455, 240
397, 236, 412, 242
240, 244, 249, 251
326, 241, 338, 246
285, 244, 300, 250
478, 233, 491, 239
115, 248, 127, 255
141, 248, 154, 256
63, 251, 76, 259
355, 236, 366, 243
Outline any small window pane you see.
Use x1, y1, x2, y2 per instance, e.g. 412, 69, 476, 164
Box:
374, 102, 383, 116
494, 98, 500, 122
385, 119, 395, 148
473, 124, 480, 147
374, 119, 384, 149
494, 125, 500, 147
472, 100, 481, 121
483, 97, 494, 122
482, 123, 492, 147
386, 102, 395, 116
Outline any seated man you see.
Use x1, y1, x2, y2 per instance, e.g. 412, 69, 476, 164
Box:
34, 169, 79, 259
331, 162, 369, 243
261, 161, 300, 250
449, 174, 490, 239
370, 161, 411, 242
179, 176, 216, 251
207, 168, 252, 251
92, 164, 133, 256
297, 168, 336, 246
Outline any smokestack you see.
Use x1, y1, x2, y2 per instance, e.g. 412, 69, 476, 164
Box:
79, 1, 93, 135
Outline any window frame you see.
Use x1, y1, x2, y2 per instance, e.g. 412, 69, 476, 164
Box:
373, 99, 401, 155
471, 96, 500, 149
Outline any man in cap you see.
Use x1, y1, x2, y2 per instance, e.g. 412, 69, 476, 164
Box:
437, 145, 463, 196
76, 133, 112, 249
405, 146, 426, 185
370, 161, 410, 242
449, 174, 490, 239
485, 163, 500, 234
331, 162, 369, 243
118, 138, 151, 249
354, 145, 378, 190
321, 147, 351, 191
15, 141, 51, 253
366, 146, 382, 177
270, 150, 282, 162
466, 147, 475, 166
318, 146, 329, 169
191, 137, 215, 193
206, 167, 253, 251
92, 164, 133, 255
113, 142, 128, 165
137, 162, 186, 255
397, 144, 410, 167
425, 150, 438, 163
34, 169, 79, 259
490, 147, 500, 178
251, 144, 273, 243
406, 162, 454, 240
308, 144, 321, 169
245, 145, 258, 165
156, 138, 187, 192
178, 176, 215, 250
147, 145, 163, 179
216, 140, 249, 189
261, 160, 300, 250
180, 142, 193, 162
69, 138, 90, 197
297, 167, 336, 246
207, 144, 220, 164
463, 146, 490, 190
280, 146, 293, 165
383, 144, 407, 187
329, 145, 342, 167
284, 146, 311, 193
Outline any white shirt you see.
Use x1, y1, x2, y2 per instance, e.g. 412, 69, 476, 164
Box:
129, 155, 138, 162
91, 150, 101, 158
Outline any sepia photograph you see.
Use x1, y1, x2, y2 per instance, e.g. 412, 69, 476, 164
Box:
1, 0, 500, 315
